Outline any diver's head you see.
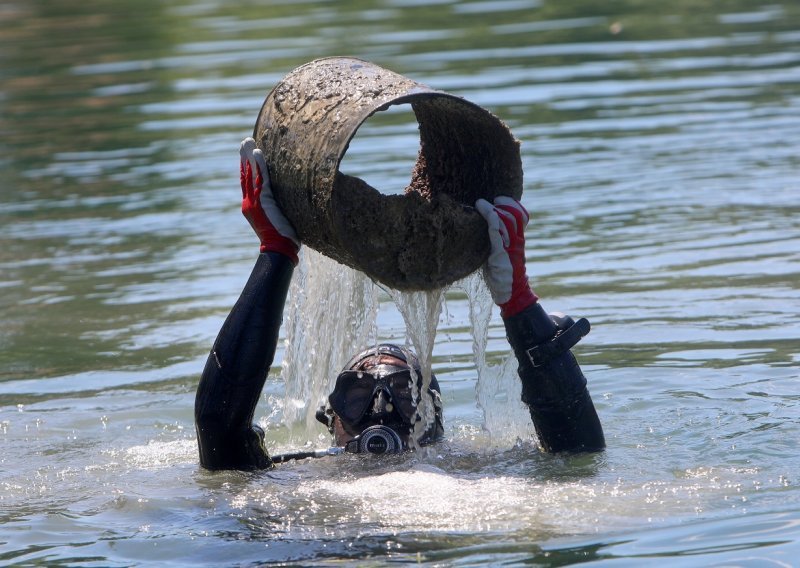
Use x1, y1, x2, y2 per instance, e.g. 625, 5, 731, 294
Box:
315, 344, 444, 450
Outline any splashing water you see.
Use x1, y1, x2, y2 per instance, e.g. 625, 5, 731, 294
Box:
280, 249, 531, 447
280, 248, 379, 437
281, 246, 449, 445
385, 286, 445, 446
456, 272, 534, 443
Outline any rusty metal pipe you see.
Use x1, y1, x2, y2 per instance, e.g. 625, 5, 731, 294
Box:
254, 57, 522, 290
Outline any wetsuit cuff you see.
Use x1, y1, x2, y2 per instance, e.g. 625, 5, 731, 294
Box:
499, 287, 539, 318
260, 241, 300, 265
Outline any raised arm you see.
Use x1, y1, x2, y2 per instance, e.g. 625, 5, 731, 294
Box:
476, 197, 605, 453
195, 138, 300, 470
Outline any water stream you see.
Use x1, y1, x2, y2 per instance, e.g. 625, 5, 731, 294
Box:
279, 249, 379, 438
280, 248, 518, 449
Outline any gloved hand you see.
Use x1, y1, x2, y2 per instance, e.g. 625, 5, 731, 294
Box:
475, 196, 538, 318
240, 137, 300, 264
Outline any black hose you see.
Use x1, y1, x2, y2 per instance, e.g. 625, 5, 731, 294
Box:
271, 447, 343, 463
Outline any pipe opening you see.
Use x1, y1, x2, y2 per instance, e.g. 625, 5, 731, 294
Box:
339, 105, 420, 197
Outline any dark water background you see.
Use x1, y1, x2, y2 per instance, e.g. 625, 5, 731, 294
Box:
1, 0, 799, 565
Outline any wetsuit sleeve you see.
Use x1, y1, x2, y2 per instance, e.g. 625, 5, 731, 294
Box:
503, 302, 605, 453
194, 251, 294, 470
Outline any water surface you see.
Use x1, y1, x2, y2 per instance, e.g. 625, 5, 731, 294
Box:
1, 0, 799, 565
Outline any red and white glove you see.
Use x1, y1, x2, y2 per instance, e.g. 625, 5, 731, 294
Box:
239, 137, 300, 264
475, 196, 538, 318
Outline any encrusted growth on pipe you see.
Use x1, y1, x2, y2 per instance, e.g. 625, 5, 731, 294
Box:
254, 57, 522, 290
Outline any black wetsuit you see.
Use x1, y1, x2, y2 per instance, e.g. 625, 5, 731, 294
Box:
195, 252, 605, 470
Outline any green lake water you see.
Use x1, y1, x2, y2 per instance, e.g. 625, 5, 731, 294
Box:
1, 0, 799, 565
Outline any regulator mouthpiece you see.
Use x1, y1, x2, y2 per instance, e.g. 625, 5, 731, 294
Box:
344, 425, 403, 455
269, 425, 404, 464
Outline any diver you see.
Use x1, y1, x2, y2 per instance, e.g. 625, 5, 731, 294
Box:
194, 138, 605, 471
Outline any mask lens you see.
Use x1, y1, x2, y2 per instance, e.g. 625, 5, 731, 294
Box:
328, 370, 377, 424
386, 371, 418, 421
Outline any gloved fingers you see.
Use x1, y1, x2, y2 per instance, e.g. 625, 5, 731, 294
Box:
476, 199, 513, 303
494, 196, 529, 238
239, 158, 247, 198
475, 198, 510, 249
475, 198, 495, 219
476, 197, 535, 315
253, 149, 299, 244
252, 147, 270, 193
239, 137, 259, 198
481, 262, 512, 305
495, 207, 518, 244
237, 137, 301, 259
494, 196, 529, 223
